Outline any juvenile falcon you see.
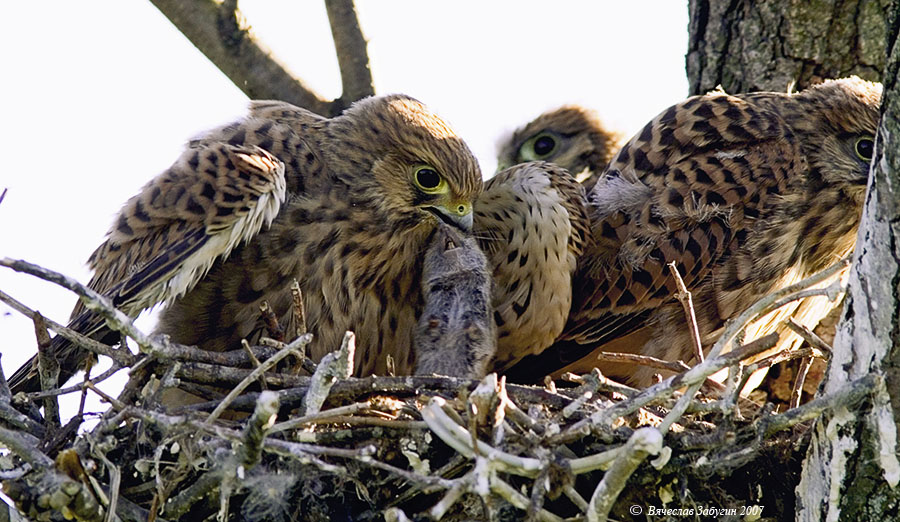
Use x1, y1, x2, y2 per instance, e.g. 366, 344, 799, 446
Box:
505, 77, 881, 386
473, 161, 589, 372
10, 95, 481, 393
496, 106, 624, 191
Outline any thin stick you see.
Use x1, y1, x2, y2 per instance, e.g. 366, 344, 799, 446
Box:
594, 351, 691, 373
291, 279, 307, 336
660, 258, 848, 433
668, 262, 704, 363
785, 318, 834, 355
32, 312, 61, 428
241, 339, 268, 391
205, 334, 312, 424
790, 357, 814, 409
0, 259, 156, 353
0, 289, 135, 366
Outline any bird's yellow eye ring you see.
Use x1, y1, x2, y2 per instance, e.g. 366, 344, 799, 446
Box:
414, 166, 446, 193
520, 132, 559, 161
855, 136, 874, 161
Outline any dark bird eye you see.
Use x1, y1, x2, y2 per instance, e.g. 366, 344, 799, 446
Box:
855, 137, 874, 161
520, 132, 559, 161
533, 135, 556, 156
415, 166, 444, 191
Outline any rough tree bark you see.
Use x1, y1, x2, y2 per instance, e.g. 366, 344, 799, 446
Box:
687, 0, 888, 95
797, 3, 900, 519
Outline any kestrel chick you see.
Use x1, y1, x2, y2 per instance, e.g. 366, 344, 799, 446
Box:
496, 106, 624, 191
474, 162, 589, 371
11, 95, 481, 393
505, 77, 881, 386
10, 144, 286, 393
154, 95, 481, 377
414, 223, 495, 379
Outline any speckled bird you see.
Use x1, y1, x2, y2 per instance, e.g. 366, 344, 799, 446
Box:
474, 161, 590, 372
496, 106, 624, 192
505, 77, 881, 387
10, 95, 481, 393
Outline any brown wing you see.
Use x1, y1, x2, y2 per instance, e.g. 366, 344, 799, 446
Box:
8, 143, 286, 394
503, 92, 805, 382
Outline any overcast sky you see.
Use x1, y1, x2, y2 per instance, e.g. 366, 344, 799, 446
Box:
0, 2, 689, 415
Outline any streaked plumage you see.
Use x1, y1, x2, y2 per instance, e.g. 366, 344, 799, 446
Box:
505, 77, 882, 386
154, 95, 481, 378
11, 95, 482, 393
474, 162, 589, 371
10, 145, 286, 393
496, 106, 624, 191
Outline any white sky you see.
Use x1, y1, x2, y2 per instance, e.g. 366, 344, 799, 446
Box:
0, 2, 688, 415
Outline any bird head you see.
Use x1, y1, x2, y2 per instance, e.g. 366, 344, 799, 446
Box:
495, 105, 623, 183
333, 95, 482, 233
780, 77, 882, 201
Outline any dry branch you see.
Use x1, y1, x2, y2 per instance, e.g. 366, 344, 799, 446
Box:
148, 0, 374, 116
0, 255, 877, 520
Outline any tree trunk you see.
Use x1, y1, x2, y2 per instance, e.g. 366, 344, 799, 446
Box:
687, 0, 888, 95
797, 4, 900, 518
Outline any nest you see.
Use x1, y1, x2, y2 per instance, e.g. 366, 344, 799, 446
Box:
0, 257, 876, 521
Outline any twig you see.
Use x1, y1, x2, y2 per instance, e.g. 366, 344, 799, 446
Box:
758, 374, 879, 438
708, 257, 848, 363
27, 364, 124, 401
668, 262, 704, 363
239, 391, 279, 468
324, 0, 375, 103
0, 289, 135, 367
658, 258, 848, 433
791, 357, 814, 409
0, 426, 54, 468
303, 331, 355, 416
290, 279, 307, 336
0, 354, 12, 402
422, 396, 543, 477
240, 339, 268, 390
271, 397, 403, 432
0, 258, 157, 354
148, 0, 336, 115
580, 332, 777, 432
490, 474, 564, 522
258, 301, 284, 342
785, 317, 834, 356
593, 351, 691, 373
205, 334, 312, 424
586, 427, 663, 522
0, 400, 45, 437
32, 312, 61, 428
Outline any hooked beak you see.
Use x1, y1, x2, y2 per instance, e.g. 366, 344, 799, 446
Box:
426, 204, 473, 233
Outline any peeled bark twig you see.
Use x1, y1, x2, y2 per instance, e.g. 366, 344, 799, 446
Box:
668, 262, 704, 363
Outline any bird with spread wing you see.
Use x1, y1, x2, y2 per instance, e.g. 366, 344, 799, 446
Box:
10, 95, 482, 393
503, 77, 881, 386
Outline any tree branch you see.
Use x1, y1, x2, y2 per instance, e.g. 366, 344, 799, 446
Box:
324, 0, 375, 103
148, 0, 336, 115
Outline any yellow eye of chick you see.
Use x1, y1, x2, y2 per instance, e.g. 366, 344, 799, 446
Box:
414, 166, 445, 192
